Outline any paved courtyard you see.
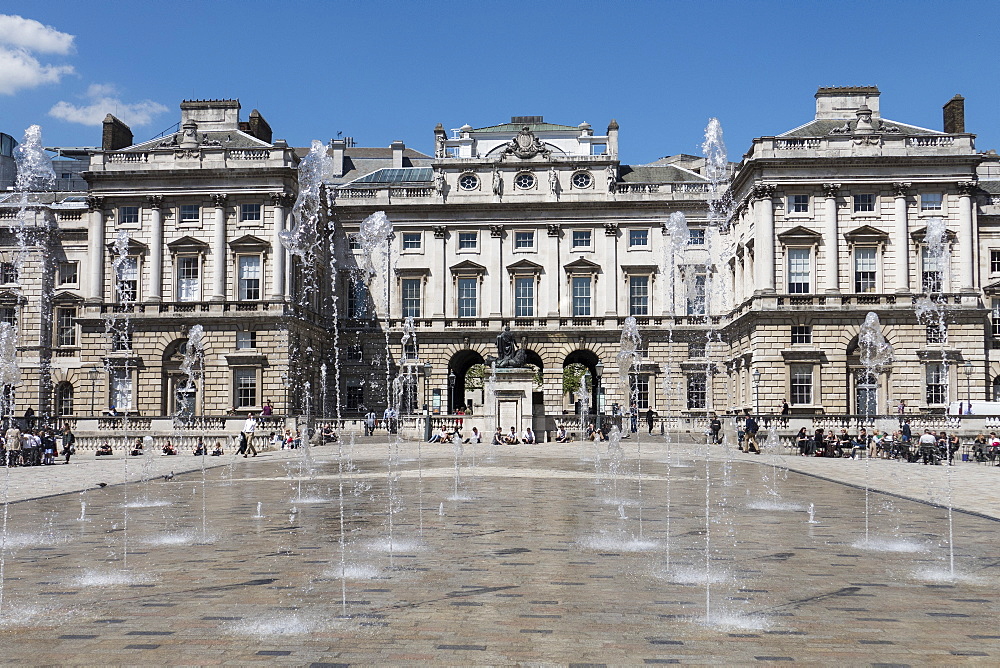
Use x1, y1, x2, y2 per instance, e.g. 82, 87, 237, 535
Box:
0, 433, 997, 664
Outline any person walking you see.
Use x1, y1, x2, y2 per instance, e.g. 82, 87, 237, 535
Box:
646, 408, 655, 434
5, 422, 21, 467
241, 412, 258, 457
61, 423, 75, 464
629, 401, 639, 433
744, 415, 760, 453
709, 415, 722, 444
364, 410, 376, 437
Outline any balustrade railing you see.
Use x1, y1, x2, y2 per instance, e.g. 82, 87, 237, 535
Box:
108, 153, 149, 164
228, 149, 269, 160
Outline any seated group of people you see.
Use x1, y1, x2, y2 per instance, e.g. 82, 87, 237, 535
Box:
489, 426, 536, 445
794, 427, 964, 464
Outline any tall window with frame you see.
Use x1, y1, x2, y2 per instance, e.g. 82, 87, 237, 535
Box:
921, 246, 944, 293
926, 362, 947, 405
571, 276, 591, 316
55, 307, 76, 347
635, 374, 650, 409
237, 255, 261, 301
991, 250, 1000, 275
790, 364, 813, 405
401, 278, 421, 318
686, 373, 706, 410
115, 256, 138, 302
345, 379, 364, 411
348, 277, 368, 318
686, 273, 706, 315
110, 368, 133, 411
110, 322, 132, 351
176, 256, 200, 302
787, 248, 811, 293
854, 247, 877, 293
992, 298, 1000, 338
514, 277, 534, 317
629, 276, 649, 316
234, 368, 258, 409
457, 277, 477, 318
55, 382, 73, 416
0, 307, 15, 327
0, 262, 18, 285
926, 322, 947, 344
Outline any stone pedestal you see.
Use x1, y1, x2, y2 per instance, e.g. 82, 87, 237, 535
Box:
486, 368, 535, 436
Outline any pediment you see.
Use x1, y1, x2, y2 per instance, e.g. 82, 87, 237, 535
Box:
450, 260, 486, 274
563, 257, 601, 273
620, 263, 659, 276
506, 259, 543, 274
983, 279, 1000, 295
168, 235, 211, 252
776, 225, 822, 242
105, 238, 148, 253
52, 290, 84, 304
844, 225, 889, 242
228, 235, 270, 252
910, 226, 957, 242
0, 289, 23, 303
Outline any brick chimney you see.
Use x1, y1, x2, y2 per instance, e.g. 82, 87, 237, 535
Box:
391, 140, 405, 169
330, 139, 346, 178
102, 114, 133, 150
242, 109, 272, 143
943, 95, 965, 133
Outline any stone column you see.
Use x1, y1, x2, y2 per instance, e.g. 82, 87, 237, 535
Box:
85, 196, 105, 302
958, 181, 977, 291
821, 184, 840, 293
147, 195, 164, 301
752, 185, 776, 293
734, 252, 744, 304
270, 193, 292, 300
892, 182, 911, 292
211, 194, 228, 301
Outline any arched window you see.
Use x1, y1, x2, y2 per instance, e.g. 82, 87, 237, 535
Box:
56, 382, 74, 416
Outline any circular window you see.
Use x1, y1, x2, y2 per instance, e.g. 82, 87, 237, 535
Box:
458, 173, 479, 191
514, 172, 536, 190
572, 171, 593, 189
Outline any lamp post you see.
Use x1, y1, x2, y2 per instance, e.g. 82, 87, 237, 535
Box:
87, 367, 101, 417
448, 369, 456, 414
964, 360, 972, 415
423, 362, 432, 441
594, 361, 604, 431
752, 368, 762, 416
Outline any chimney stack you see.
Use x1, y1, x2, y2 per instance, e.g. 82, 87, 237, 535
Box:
330, 139, 346, 178
243, 109, 272, 144
391, 140, 405, 169
102, 114, 133, 151
943, 95, 965, 134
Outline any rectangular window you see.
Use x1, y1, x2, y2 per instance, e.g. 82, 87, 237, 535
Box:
402, 232, 421, 250
991, 250, 1000, 274
921, 193, 943, 211
688, 229, 706, 245
515, 231, 535, 249
635, 374, 650, 410
179, 205, 200, 224
348, 234, 361, 251
0, 263, 17, 285
445, 146, 461, 158
115, 256, 138, 302
688, 341, 706, 358
457, 277, 477, 318
686, 373, 706, 409
926, 363, 947, 405
401, 278, 421, 318
921, 246, 944, 293
854, 247, 877, 293
790, 194, 809, 213
572, 230, 591, 248
790, 364, 813, 405
348, 278, 368, 318
111, 323, 131, 351
234, 368, 257, 408
629, 276, 649, 316
0, 307, 15, 327
119, 206, 140, 225
853, 194, 875, 212
236, 331, 257, 349
686, 274, 706, 315
629, 229, 649, 247
787, 248, 811, 293
345, 379, 364, 411
926, 323, 947, 344
176, 256, 200, 302
572, 276, 591, 316
591, 143, 607, 156
514, 277, 534, 317
58, 261, 78, 286
240, 203, 261, 221
56, 307, 76, 347
993, 299, 1000, 338
458, 232, 477, 250
346, 344, 364, 361
237, 255, 261, 301
403, 339, 418, 360
791, 325, 812, 344
110, 369, 133, 411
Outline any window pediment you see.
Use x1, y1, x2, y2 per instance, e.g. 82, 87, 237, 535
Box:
228, 235, 270, 252
450, 259, 486, 276
105, 238, 148, 254
910, 226, 957, 242
844, 225, 889, 243
167, 235, 211, 253
776, 225, 822, 244
621, 264, 659, 277
781, 349, 828, 363
52, 290, 84, 304
506, 259, 543, 275
224, 353, 269, 366
563, 257, 601, 274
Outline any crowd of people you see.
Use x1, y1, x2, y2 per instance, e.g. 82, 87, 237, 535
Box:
3, 423, 76, 466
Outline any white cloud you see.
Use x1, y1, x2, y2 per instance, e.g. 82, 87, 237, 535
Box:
0, 45, 74, 95
0, 15, 75, 95
48, 84, 168, 127
0, 15, 75, 54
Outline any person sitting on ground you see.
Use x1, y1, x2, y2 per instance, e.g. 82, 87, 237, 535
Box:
555, 425, 569, 443
96, 441, 113, 456
505, 426, 520, 445
522, 427, 536, 444
491, 427, 504, 446
130, 437, 144, 457
428, 427, 445, 444
463, 427, 481, 444
162, 440, 177, 456
193, 439, 207, 456
585, 423, 597, 441
211, 441, 224, 456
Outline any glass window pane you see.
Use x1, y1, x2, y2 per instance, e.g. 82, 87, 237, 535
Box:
514, 277, 534, 317
787, 248, 810, 293
630, 276, 648, 316
572, 276, 591, 316
457, 277, 477, 317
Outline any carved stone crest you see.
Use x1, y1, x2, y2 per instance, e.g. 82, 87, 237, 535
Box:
503, 126, 550, 160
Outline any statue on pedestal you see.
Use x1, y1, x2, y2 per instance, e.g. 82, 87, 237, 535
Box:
485, 325, 527, 368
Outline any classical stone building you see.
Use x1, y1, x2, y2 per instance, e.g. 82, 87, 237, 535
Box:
3, 87, 999, 432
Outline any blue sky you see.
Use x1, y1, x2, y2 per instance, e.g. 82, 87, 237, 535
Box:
3, 0, 999, 165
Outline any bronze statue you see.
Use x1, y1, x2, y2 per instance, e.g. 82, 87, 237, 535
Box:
485, 325, 527, 368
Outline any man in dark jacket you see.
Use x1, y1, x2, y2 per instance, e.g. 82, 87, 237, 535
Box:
744, 416, 760, 453
709, 415, 722, 444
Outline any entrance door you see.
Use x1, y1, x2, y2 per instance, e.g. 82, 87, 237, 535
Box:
172, 376, 196, 418
855, 371, 878, 416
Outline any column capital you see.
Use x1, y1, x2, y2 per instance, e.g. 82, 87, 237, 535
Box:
86, 195, 105, 212
211, 193, 229, 207
547, 223, 561, 237
146, 194, 164, 209
957, 181, 978, 196
433, 225, 447, 239
891, 182, 911, 197
752, 184, 776, 200
271, 192, 295, 207
489, 224, 503, 238
603, 222, 619, 236
821, 183, 841, 198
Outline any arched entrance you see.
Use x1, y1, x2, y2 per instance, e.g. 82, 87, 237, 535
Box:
564, 349, 601, 417
162, 338, 200, 417
448, 349, 486, 413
